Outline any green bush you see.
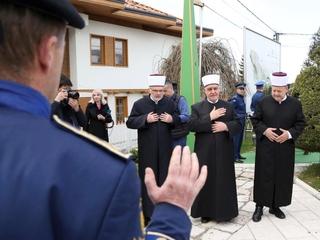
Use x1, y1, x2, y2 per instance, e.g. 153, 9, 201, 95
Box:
292, 66, 320, 152
129, 147, 139, 163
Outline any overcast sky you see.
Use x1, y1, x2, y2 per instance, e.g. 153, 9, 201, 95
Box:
137, 0, 319, 82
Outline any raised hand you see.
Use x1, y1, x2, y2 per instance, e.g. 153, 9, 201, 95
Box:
54, 89, 68, 102
145, 146, 207, 212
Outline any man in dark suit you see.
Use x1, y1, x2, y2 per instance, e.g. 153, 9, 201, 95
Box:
0, 1, 207, 239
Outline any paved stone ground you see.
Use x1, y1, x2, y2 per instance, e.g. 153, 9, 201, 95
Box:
190, 165, 320, 240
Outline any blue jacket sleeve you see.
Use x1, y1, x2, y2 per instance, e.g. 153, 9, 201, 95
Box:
178, 96, 190, 123
146, 203, 191, 240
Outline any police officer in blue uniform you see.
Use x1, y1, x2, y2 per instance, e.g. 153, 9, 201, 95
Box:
250, 80, 265, 113
0, 1, 207, 239
229, 82, 247, 163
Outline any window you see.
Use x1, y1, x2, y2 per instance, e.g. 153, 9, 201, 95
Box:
115, 39, 128, 66
90, 35, 105, 65
90, 35, 128, 67
115, 97, 128, 124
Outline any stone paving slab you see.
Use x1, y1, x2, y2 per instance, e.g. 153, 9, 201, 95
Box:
190, 165, 320, 240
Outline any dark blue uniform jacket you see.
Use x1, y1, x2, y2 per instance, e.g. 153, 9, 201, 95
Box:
250, 91, 265, 112
229, 94, 246, 119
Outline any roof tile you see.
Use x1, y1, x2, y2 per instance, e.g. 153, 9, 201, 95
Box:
125, 0, 172, 17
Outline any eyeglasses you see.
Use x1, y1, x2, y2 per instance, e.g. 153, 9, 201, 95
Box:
238, 87, 245, 90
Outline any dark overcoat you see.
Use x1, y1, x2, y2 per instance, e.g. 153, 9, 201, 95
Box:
251, 95, 305, 207
85, 102, 112, 142
190, 99, 241, 221
126, 95, 179, 218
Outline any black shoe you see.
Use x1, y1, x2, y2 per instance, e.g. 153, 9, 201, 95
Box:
239, 155, 247, 159
201, 217, 211, 223
269, 207, 286, 219
235, 159, 244, 163
252, 206, 263, 222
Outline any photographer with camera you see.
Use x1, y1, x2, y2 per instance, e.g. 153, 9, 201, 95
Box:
51, 75, 86, 128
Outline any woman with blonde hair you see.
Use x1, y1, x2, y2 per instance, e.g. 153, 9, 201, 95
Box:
85, 89, 112, 141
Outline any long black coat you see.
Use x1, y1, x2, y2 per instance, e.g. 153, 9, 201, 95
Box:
126, 96, 179, 218
190, 99, 241, 221
85, 102, 112, 142
251, 96, 305, 207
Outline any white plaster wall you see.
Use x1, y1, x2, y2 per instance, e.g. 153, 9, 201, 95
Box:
69, 18, 180, 90
108, 93, 143, 151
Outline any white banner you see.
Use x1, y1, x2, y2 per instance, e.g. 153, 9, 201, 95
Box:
243, 27, 281, 112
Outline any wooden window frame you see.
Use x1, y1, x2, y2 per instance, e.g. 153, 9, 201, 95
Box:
89, 35, 128, 67
114, 38, 128, 67
115, 96, 128, 125
90, 35, 105, 65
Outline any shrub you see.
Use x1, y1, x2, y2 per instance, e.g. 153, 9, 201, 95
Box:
291, 28, 320, 153
129, 147, 139, 163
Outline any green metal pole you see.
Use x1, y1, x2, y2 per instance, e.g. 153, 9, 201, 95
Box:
180, 0, 200, 150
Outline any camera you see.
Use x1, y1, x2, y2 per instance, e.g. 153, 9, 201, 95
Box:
67, 90, 80, 100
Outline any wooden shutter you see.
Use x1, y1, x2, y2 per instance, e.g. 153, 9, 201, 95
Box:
105, 36, 115, 66
78, 97, 91, 111
123, 40, 128, 67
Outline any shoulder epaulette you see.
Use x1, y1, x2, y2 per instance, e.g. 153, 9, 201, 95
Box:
52, 115, 130, 160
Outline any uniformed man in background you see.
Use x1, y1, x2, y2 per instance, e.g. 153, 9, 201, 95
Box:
0, 1, 207, 239
250, 80, 265, 113
229, 82, 247, 163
